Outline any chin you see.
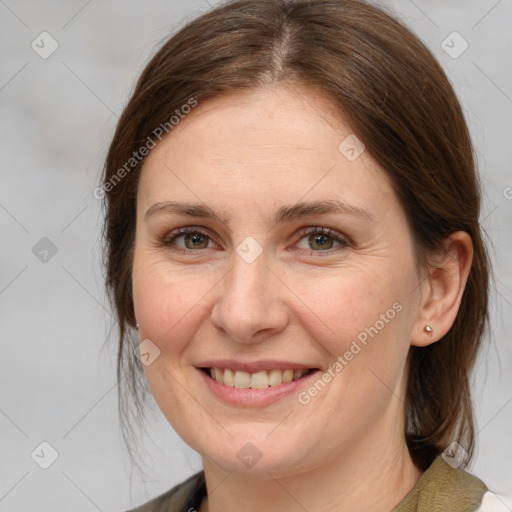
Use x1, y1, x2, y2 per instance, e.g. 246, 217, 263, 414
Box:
191, 430, 314, 478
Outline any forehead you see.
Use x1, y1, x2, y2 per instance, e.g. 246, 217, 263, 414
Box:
137, 85, 397, 223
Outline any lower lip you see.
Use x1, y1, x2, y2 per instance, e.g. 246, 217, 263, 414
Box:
197, 368, 321, 407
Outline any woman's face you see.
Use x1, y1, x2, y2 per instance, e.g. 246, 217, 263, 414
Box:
132, 85, 423, 477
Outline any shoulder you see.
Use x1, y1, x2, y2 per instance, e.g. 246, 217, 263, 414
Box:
393, 456, 488, 512
125, 471, 206, 512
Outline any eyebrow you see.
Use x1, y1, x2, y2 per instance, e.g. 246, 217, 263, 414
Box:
143, 199, 375, 225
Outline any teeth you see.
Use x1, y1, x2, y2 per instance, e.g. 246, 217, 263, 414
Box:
268, 369, 283, 387
233, 370, 251, 388
213, 367, 224, 384
208, 367, 311, 389
223, 368, 234, 387
250, 370, 269, 389
282, 369, 294, 382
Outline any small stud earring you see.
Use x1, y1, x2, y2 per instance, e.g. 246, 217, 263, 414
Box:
424, 325, 433, 334
136, 323, 139, 329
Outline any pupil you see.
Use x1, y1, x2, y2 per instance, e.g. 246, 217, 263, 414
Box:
186, 233, 207, 249
311, 234, 332, 250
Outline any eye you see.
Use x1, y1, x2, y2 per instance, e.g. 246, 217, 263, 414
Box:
294, 227, 350, 254
160, 227, 216, 254
158, 226, 350, 255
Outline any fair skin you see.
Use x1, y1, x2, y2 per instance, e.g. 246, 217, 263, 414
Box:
132, 84, 473, 512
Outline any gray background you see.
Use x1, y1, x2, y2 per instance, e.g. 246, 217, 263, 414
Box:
0, 1, 511, 510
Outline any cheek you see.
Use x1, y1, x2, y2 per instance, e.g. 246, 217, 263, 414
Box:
293, 264, 413, 404
294, 267, 397, 349
132, 253, 215, 360
131, 257, 217, 424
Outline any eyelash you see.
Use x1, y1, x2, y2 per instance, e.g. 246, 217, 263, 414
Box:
158, 226, 350, 256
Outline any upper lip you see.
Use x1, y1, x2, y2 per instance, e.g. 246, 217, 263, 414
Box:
196, 360, 319, 373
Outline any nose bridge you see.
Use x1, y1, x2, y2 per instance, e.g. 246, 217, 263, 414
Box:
211, 248, 287, 342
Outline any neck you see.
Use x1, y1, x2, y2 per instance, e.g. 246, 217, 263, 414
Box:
199, 425, 423, 512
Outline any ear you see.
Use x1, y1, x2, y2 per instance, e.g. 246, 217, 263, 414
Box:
411, 231, 473, 347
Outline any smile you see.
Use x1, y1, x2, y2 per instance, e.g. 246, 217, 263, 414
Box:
196, 365, 321, 407
201, 367, 315, 389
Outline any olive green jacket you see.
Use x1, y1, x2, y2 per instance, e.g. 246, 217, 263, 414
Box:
127, 456, 488, 512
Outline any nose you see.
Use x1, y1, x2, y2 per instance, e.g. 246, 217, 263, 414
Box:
210, 249, 289, 344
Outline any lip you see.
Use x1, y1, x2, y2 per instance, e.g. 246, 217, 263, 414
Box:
196, 366, 321, 408
195, 359, 319, 373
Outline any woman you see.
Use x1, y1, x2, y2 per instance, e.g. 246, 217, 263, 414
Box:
100, 0, 498, 510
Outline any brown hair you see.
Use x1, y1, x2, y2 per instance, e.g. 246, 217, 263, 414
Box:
100, 0, 490, 471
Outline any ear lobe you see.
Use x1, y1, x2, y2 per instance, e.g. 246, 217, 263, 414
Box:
411, 231, 473, 348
